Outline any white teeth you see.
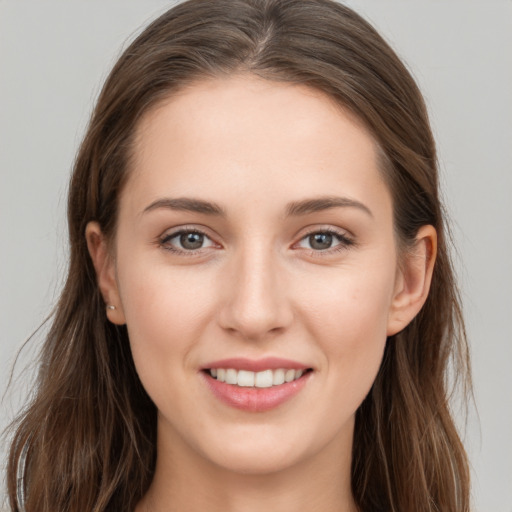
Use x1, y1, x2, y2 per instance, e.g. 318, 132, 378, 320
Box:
285, 369, 296, 383
272, 368, 285, 385
209, 368, 307, 387
255, 369, 273, 388
225, 368, 237, 385
237, 370, 255, 387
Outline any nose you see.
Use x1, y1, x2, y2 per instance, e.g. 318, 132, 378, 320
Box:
218, 244, 293, 341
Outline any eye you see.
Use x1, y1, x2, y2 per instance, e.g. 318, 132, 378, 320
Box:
296, 229, 353, 252
160, 229, 216, 253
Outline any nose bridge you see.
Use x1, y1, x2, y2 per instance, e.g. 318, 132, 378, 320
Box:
219, 237, 292, 339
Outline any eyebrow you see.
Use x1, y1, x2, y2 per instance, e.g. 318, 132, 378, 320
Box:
285, 196, 373, 218
142, 195, 372, 218
142, 197, 226, 216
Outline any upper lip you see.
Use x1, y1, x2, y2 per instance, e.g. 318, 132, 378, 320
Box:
202, 357, 310, 372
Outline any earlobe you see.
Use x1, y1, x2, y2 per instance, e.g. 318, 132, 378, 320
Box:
387, 225, 437, 336
85, 222, 126, 325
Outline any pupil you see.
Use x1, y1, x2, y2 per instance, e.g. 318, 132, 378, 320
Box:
310, 233, 332, 250
180, 232, 204, 250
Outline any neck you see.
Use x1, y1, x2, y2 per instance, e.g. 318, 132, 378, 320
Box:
136, 418, 358, 512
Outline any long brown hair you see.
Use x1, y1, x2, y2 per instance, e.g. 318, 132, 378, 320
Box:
6, 1, 471, 510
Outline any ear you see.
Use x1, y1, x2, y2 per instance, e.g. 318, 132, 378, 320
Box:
387, 225, 437, 336
85, 221, 126, 325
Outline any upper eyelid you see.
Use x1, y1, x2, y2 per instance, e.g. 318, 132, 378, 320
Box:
162, 228, 205, 238
299, 228, 350, 240
294, 225, 353, 241
160, 225, 215, 240
157, 225, 353, 247
301, 226, 348, 235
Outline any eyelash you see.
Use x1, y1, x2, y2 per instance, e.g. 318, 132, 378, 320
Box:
158, 227, 215, 256
297, 228, 355, 257
157, 227, 355, 257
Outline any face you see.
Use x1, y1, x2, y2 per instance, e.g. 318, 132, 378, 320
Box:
89, 76, 430, 477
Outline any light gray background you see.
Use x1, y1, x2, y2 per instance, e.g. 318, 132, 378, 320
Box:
1, 1, 511, 510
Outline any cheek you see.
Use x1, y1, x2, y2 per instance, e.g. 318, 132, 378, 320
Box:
299, 266, 395, 403
116, 256, 215, 389
301, 263, 395, 344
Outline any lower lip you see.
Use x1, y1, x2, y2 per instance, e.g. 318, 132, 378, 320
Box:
202, 371, 311, 412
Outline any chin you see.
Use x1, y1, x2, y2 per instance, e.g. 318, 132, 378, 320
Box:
195, 425, 322, 476
210, 446, 302, 476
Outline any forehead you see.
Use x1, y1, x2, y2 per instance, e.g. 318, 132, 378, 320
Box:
133, 75, 374, 159
123, 75, 390, 217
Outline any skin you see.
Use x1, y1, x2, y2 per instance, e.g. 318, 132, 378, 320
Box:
87, 76, 436, 512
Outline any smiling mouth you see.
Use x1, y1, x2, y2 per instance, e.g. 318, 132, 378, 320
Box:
205, 368, 312, 388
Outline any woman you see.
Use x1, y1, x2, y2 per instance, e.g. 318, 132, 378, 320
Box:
6, 0, 471, 511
